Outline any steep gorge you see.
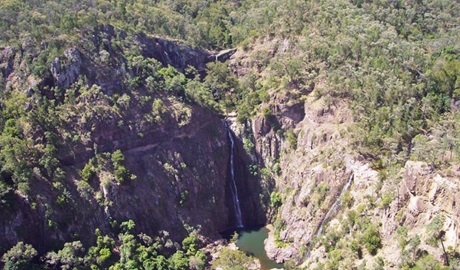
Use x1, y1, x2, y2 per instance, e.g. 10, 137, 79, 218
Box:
0, 1, 459, 266
0, 26, 265, 257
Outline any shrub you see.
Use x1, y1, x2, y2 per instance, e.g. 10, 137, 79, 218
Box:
270, 191, 283, 208
285, 128, 297, 149
396, 226, 408, 250
114, 165, 130, 183
346, 210, 358, 228
362, 224, 381, 255
340, 190, 353, 208
189, 251, 206, 270
243, 138, 254, 155
111, 150, 125, 165
77, 180, 93, 200
380, 192, 392, 209
111, 150, 135, 183
426, 215, 445, 247
81, 161, 96, 182
179, 190, 189, 206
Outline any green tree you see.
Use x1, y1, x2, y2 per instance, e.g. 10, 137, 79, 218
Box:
111, 150, 134, 183
158, 65, 187, 97
212, 248, 254, 270
362, 224, 381, 255
85, 229, 116, 268
45, 241, 85, 270
81, 158, 96, 182
182, 234, 199, 255
432, 56, 460, 100
204, 61, 240, 109
169, 250, 189, 270
2, 242, 39, 270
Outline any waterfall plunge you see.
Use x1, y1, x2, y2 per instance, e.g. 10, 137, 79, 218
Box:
226, 124, 244, 228
316, 173, 354, 237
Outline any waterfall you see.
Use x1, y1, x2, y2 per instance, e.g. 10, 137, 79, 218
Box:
316, 173, 354, 237
226, 124, 244, 228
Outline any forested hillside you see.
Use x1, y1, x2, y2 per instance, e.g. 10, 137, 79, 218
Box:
1, 0, 459, 269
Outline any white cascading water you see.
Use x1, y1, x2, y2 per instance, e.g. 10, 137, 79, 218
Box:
316, 173, 354, 237
226, 124, 244, 228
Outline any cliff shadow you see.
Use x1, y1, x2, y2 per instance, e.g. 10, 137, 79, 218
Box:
224, 127, 267, 233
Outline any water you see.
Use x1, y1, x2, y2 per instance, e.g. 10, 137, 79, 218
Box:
316, 173, 354, 236
237, 227, 284, 270
226, 125, 244, 228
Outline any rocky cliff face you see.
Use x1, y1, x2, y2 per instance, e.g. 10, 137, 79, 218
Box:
245, 87, 460, 267
1, 109, 231, 253
0, 26, 258, 255
227, 43, 460, 266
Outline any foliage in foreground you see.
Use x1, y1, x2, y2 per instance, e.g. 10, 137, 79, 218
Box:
2, 220, 206, 270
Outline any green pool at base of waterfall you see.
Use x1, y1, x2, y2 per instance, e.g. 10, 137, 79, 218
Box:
236, 226, 284, 270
